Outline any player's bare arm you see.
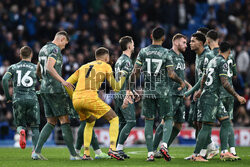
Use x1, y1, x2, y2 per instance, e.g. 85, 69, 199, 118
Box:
47, 57, 75, 90
185, 80, 192, 90
36, 62, 42, 80
122, 64, 141, 109
167, 66, 185, 90
194, 74, 207, 100
220, 76, 246, 104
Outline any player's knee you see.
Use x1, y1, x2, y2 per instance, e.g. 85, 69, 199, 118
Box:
47, 117, 57, 125
103, 109, 117, 121
218, 116, 229, 122
174, 122, 182, 130
145, 117, 154, 120
58, 115, 70, 124
86, 115, 96, 123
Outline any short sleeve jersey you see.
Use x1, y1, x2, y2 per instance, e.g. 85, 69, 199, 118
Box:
67, 60, 115, 99
219, 52, 237, 98
203, 47, 219, 73
195, 49, 210, 83
203, 55, 228, 95
7, 61, 37, 102
135, 45, 173, 97
38, 42, 65, 93
114, 54, 133, 95
168, 49, 186, 95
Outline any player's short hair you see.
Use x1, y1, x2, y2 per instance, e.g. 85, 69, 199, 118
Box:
95, 47, 109, 57
152, 27, 165, 40
55, 31, 69, 41
219, 42, 231, 53
119, 36, 133, 51
197, 27, 209, 35
172, 33, 187, 43
191, 33, 206, 45
20, 46, 33, 59
206, 30, 218, 41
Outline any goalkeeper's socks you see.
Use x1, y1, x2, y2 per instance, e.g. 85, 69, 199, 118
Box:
153, 124, 163, 151
167, 126, 180, 146
117, 122, 136, 145
162, 118, 173, 144
84, 121, 95, 156
61, 123, 77, 156
194, 124, 212, 154
109, 117, 119, 151
31, 127, 39, 148
35, 123, 54, 153
145, 119, 154, 152
220, 119, 230, 151
75, 121, 86, 150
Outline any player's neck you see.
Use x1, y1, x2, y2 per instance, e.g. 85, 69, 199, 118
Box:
196, 47, 205, 55
172, 46, 180, 55
52, 40, 61, 50
22, 58, 31, 62
152, 41, 162, 46
209, 42, 219, 50
123, 50, 131, 58
221, 53, 229, 60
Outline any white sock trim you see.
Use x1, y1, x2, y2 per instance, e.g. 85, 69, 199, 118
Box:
200, 149, 207, 157
221, 150, 228, 154
116, 144, 124, 151
148, 152, 154, 157
161, 142, 168, 148
230, 147, 236, 154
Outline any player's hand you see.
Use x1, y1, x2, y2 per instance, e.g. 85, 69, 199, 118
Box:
133, 90, 141, 102
193, 89, 201, 101
7, 100, 12, 103
62, 81, 75, 90
178, 81, 185, 91
184, 93, 191, 100
237, 95, 246, 104
122, 90, 134, 109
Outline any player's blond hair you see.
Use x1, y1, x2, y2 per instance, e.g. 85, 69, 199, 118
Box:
95, 47, 109, 58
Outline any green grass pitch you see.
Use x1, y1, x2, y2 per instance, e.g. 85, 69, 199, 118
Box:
1, 147, 250, 167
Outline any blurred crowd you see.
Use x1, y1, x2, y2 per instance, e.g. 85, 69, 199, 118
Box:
0, 0, 250, 132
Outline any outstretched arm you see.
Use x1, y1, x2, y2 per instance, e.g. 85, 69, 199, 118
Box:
184, 78, 201, 97
65, 70, 79, 99
47, 57, 75, 90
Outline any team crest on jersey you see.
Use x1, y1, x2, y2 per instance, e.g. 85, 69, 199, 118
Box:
126, 61, 130, 67
52, 48, 58, 54
223, 63, 228, 70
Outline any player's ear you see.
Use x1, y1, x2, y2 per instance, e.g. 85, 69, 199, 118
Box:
162, 36, 165, 42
